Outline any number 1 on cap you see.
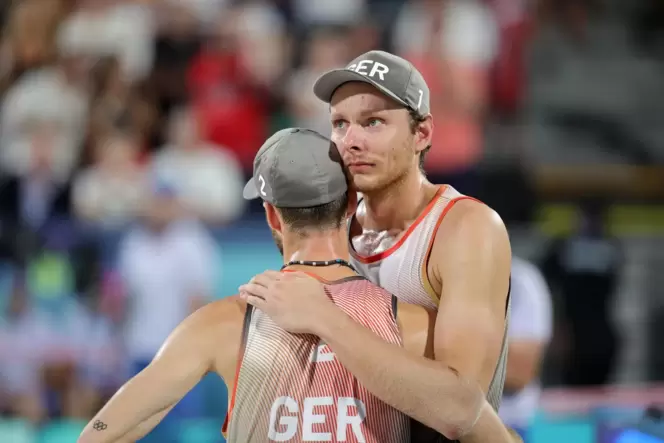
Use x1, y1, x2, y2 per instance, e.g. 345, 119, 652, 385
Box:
258, 175, 267, 196
417, 90, 423, 110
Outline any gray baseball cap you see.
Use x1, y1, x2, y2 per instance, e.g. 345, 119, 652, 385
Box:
242, 128, 347, 208
313, 50, 430, 117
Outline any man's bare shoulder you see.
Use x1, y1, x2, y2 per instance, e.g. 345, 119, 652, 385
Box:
430, 198, 511, 288
439, 198, 508, 242
174, 296, 248, 345
434, 199, 510, 260
149, 296, 248, 377
195, 295, 247, 330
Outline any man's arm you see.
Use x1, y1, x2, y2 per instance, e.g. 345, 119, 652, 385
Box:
239, 202, 514, 440
242, 274, 513, 441
313, 299, 484, 439
105, 407, 174, 443
241, 240, 512, 442
430, 200, 512, 442
337, 201, 513, 440
77, 304, 222, 443
316, 201, 513, 440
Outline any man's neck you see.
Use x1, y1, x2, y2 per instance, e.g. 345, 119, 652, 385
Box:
361, 170, 439, 232
282, 229, 356, 279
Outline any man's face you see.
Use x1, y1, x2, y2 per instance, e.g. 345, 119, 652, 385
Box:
329, 82, 419, 193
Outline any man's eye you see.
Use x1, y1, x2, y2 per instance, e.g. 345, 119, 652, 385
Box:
332, 120, 346, 129
368, 119, 383, 127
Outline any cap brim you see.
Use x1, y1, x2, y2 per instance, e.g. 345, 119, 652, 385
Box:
313, 69, 409, 108
242, 177, 260, 200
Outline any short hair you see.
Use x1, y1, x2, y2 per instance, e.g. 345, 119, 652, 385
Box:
276, 192, 349, 234
409, 109, 431, 171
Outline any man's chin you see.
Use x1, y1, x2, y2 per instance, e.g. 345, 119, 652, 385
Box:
352, 177, 382, 194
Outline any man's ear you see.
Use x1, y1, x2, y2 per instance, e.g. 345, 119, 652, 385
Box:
265, 203, 282, 233
414, 114, 433, 155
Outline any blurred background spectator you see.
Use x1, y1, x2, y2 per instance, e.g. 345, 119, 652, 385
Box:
72, 132, 146, 229
285, 26, 351, 136
394, 0, 498, 194
117, 177, 217, 431
500, 255, 553, 440
152, 106, 245, 225
0, 0, 663, 442
542, 200, 623, 388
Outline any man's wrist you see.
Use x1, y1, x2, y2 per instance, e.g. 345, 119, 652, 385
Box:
310, 302, 346, 340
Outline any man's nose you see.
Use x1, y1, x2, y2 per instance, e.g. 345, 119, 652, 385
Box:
341, 124, 363, 152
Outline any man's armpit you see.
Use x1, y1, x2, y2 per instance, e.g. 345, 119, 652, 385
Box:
397, 301, 436, 358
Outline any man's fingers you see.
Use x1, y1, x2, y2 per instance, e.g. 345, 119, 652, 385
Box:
247, 275, 269, 288
242, 293, 265, 310
249, 271, 282, 287
239, 283, 269, 298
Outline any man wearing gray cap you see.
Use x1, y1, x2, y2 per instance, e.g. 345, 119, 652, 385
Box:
78, 128, 485, 443
241, 50, 516, 442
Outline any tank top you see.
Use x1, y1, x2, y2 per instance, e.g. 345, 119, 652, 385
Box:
223, 275, 410, 443
348, 185, 511, 441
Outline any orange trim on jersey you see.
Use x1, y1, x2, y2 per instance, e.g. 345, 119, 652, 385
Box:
350, 185, 448, 264
281, 270, 364, 286
221, 308, 251, 436
281, 269, 326, 282
420, 196, 482, 304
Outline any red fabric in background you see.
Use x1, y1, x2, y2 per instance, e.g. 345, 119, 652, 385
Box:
187, 49, 268, 170
485, 0, 532, 114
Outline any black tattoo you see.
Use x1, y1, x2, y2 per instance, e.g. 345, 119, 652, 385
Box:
93, 420, 108, 431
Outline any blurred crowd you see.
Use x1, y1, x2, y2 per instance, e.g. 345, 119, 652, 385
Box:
0, 0, 662, 433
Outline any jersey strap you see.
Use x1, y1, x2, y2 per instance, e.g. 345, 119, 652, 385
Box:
222, 304, 253, 435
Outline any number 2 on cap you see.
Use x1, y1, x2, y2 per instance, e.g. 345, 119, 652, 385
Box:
258, 175, 267, 196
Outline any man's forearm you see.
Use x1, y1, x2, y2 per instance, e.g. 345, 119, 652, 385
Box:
77, 398, 172, 443
110, 407, 173, 443
315, 307, 483, 439
461, 402, 520, 443
77, 370, 182, 443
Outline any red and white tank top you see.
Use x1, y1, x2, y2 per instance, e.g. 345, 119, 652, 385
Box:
349, 185, 472, 310
348, 185, 510, 413
224, 275, 410, 442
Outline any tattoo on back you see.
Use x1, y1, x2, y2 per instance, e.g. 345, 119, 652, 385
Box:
93, 420, 108, 431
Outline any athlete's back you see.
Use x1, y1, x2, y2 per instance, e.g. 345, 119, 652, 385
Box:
225, 275, 410, 442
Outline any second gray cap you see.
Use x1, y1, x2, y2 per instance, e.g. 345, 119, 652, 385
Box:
242, 128, 347, 208
313, 50, 430, 117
